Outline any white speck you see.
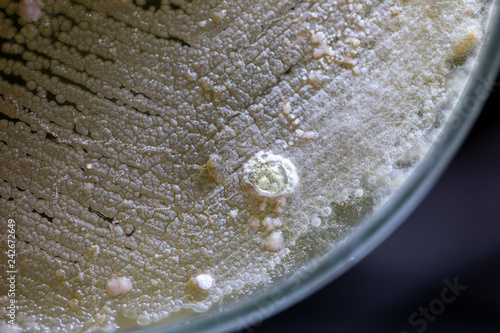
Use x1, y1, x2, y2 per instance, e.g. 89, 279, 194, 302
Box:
282, 101, 291, 114
355, 189, 364, 197
229, 209, 239, 218
295, 129, 304, 138
194, 274, 213, 290
259, 202, 267, 211
266, 231, 284, 251
86, 163, 93, 169
106, 277, 132, 297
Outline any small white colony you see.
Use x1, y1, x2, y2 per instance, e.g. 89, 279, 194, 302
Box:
194, 274, 214, 290
228, 209, 239, 218
282, 101, 292, 115
262, 216, 282, 232
106, 277, 133, 297
266, 231, 284, 251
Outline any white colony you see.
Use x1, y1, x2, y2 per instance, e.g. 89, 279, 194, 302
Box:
266, 232, 284, 252
106, 277, 133, 297
243, 151, 299, 198
194, 274, 214, 290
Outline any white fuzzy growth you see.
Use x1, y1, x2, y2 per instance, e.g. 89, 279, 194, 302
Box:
262, 217, 282, 232
313, 43, 334, 58
106, 277, 133, 297
194, 274, 213, 290
310, 32, 326, 44
266, 231, 284, 251
310, 32, 334, 58
19, 0, 43, 22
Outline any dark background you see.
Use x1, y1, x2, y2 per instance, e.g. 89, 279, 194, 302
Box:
240, 72, 500, 333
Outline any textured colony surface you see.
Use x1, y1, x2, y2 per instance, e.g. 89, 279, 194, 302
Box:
0, 0, 489, 331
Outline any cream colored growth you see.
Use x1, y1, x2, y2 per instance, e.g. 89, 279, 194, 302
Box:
0, 0, 487, 331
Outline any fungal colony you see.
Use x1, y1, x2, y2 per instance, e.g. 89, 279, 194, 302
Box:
0, 0, 489, 331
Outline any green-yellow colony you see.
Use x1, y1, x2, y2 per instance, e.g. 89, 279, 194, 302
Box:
0, 0, 488, 331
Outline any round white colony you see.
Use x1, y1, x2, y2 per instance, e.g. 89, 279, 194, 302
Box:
243, 151, 299, 198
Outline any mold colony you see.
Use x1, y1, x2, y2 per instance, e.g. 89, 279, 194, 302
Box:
106, 277, 133, 298
0, 0, 489, 331
243, 151, 299, 198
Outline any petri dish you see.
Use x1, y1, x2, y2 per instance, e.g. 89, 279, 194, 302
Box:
1, 1, 499, 332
